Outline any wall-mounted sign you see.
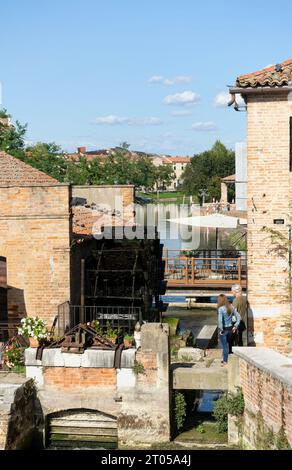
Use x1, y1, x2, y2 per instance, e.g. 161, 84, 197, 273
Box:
273, 219, 285, 225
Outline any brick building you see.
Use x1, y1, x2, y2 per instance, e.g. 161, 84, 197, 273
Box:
0, 151, 71, 326
230, 60, 292, 352
0, 151, 136, 329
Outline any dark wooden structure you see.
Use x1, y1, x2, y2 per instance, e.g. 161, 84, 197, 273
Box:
66, 231, 166, 334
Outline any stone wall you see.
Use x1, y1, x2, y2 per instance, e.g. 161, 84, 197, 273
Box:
24, 323, 170, 448
228, 347, 292, 449
118, 323, 171, 447
0, 183, 71, 325
0, 375, 36, 449
72, 185, 135, 215
246, 92, 292, 352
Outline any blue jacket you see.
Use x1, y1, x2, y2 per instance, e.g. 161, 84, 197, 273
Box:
218, 306, 241, 332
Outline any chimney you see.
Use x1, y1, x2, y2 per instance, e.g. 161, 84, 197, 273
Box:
77, 146, 87, 154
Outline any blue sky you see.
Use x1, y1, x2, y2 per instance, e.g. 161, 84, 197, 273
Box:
1, 0, 292, 155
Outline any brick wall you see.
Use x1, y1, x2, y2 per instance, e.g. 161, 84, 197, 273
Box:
44, 367, 116, 389
240, 360, 292, 446
246, 92, 292, 352
135, 351, 158, 385
229, 348, 292, 448
72, 185, 135, 217
0, 183, 71, 325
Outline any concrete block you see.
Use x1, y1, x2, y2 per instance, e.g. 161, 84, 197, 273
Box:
195, 325, 218, 349
41, 349, 65, 367
26, 366, 44, 387
81, 350, 115, 368
141, 323, 169, 353
120, 349, 136, 368
62, 353, 82, 368
173, 366, 228, 390
24, 348, 42, 367
177, 347, 203, 362
117, 369, 136, 390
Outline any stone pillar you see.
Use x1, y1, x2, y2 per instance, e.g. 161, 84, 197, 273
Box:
118, 323, 171, 447
220, 181, 228, 206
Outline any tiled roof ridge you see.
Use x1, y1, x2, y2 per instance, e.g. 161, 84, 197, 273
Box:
0, 151, 59, 184
236, 59, 292, 88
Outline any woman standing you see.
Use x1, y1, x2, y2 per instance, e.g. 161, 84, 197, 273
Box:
217, 294, 240, 366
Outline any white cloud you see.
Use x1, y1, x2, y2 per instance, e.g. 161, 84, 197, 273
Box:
94, 115, 163, 126
149, 75, 192, 86
214, 91, 231, 108
191, 121, 218, 131
164, 76, 192, 86
148, 75, 164, 83
171, 110, 192, 117
214, 91, 246, 108
164, 90, 200, 106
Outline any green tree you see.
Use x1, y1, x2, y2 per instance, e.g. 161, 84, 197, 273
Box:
26, 142, 68, 181
0, 110, 27, 158
182, 141, 235, 202
154, 164, 175, 190
131, 156, 156, 188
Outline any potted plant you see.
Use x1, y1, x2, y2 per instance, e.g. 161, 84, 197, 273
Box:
18, 316, 48, 347
105, 321, 118, 344
124, 334, 134, 348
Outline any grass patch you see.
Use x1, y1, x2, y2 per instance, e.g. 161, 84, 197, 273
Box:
163, 317, 179, 336
177, 416, 227, 445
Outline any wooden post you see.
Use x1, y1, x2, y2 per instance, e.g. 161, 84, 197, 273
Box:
165, 249, 168, 274
80, 258, 85, 324
238, 257, 241, 283
191, 257, 195, 285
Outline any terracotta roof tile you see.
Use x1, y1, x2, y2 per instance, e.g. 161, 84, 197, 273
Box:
0, 151, 58, 185
164, 156, 191, 163
72, 205, 136, 237
236, 59, 292, 88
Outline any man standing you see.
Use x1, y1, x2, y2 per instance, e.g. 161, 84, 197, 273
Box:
231, 284, 248, 346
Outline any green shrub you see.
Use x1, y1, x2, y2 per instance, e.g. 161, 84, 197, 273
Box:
133, 360, 145, 376
196, 424, 206, 434
213, 387, 244, 433
174, 392, 187, 432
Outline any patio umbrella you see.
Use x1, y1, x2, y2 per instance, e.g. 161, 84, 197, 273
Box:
168, 213, 247, 252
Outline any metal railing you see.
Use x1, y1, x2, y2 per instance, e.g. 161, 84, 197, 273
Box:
0, 321, 21, 342
56, 303, 142, 337
163, 249, 247, 286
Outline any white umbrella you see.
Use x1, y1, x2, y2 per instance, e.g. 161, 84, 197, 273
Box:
168, 213, 247, 251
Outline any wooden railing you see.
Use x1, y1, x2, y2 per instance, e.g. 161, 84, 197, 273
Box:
163, 250, 246, 287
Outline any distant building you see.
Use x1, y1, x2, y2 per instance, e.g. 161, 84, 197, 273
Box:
159, 156, 191, 190
67, 147, 191, 191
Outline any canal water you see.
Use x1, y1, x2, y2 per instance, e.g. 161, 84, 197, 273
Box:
135, 202, 236, 252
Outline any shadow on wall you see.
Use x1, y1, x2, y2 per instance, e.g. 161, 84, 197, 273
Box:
247, 305, 256, 347
7, 286, 26, 321
0, 256, 27, 325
